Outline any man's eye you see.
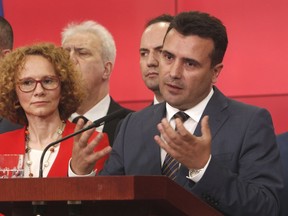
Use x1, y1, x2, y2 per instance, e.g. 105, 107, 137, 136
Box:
140, 51, 148, 57
163, 53, 173, 60
77, 51, 89, 56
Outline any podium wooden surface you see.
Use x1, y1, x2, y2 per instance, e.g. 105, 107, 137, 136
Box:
0, 176, 223, 216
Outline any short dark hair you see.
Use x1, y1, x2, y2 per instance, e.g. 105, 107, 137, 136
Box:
0, 16, 13, 50
145, 14, 174, 28
166, 11, 228, 67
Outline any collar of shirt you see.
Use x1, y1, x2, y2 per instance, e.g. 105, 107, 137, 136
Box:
166, 88, 214, 124
69, 95, 111, 131
153, 95, 160, 105
160, 88, 214, 165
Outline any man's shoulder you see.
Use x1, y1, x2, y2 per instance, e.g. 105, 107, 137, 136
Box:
277, 132, 288, 148
126, 102, 165, 121
108, 97, 134, 115
0, 118, 23, 134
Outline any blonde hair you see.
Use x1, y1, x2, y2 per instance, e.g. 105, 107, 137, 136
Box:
0, 42, 85, 125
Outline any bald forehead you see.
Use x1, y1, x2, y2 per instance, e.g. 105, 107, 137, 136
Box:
142, 22, 170, 38
140, 22, 170, 48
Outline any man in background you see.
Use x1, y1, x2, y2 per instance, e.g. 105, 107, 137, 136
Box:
0, 16, 22, 133
61, 21, 133, 145
139, 14, 173, 105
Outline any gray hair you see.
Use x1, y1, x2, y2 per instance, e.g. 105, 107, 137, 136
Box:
61, 20, 116, 66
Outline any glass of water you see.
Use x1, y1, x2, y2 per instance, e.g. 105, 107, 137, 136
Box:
0, 154, 24, 178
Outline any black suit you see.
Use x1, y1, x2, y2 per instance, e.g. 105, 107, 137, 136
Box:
0, 117, 23, 134
103, 97, 133, 145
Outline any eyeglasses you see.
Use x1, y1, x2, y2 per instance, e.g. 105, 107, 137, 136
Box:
17, 76, 60, 93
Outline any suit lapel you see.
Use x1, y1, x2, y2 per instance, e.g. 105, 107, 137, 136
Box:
103, 97, 132, 145
177, 87, 229, 187
103, 97, 119, 135
194, 87, 229, 139
142, 103, 166, 174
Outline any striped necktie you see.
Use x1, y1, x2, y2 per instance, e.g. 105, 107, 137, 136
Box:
162, 111, 190, 180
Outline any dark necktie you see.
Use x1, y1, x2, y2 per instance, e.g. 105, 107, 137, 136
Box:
72, 116, 89, 124
162, 111, 190, 180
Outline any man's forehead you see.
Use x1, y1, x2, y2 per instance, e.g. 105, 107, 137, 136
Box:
63, 32, 99, 48
63, 42, 89, 49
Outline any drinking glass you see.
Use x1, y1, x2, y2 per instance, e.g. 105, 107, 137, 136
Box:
0, 154, 24, 178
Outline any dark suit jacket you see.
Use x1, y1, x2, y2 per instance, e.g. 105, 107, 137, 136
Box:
0, 117, 23, 134
276, 132, 288, 216
103, 97, 133, 145
101, 87, 283, 216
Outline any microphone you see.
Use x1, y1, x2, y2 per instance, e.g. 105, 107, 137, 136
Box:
39, 109, 128, 178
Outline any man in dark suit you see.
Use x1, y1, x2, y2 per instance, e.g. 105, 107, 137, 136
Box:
71, 11, 283, 215
61, 20, 133, 145
0, 16, 22, 133
276, 133, 288, 216
139, 14, 173, 105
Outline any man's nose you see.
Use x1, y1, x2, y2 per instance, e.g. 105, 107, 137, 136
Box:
69, 51, 78, 64
169, 61, 182, 78
147, 52, 159, 67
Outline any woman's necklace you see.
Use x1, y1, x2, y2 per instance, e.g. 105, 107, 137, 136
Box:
25, 122, 66, 178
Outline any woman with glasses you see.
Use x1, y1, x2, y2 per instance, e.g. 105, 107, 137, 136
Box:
0, 43, 110, 178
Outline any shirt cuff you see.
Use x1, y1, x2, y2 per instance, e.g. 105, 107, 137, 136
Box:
186, 155, 211, 183
68, 158, 97, 177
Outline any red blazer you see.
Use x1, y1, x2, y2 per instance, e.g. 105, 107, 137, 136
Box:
0, 121, 110, 177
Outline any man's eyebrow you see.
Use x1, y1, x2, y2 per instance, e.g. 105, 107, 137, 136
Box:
183, 57, 201, 66
139, 48, 149, 52
74, 47, 86, 51
161, 50, 174, 56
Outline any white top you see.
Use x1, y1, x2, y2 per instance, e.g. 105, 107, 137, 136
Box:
24, 145, 60, 178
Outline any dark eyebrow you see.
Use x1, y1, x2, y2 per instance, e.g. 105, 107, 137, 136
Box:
139, 45, 163, 53
139, 48, 149, 52
161, 50, 175, 58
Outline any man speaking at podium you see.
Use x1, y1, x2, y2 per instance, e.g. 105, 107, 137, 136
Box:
71, 11, 283, 216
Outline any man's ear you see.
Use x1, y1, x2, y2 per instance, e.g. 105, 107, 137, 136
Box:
2, 49, 12, 56
211, 63, 223, 84
103, 61, 112, 80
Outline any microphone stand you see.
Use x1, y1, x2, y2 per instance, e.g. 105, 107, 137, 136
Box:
39, 109, 127, 177
33, 109, 127, 215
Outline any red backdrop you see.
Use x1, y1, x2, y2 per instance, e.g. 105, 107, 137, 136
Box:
3, 0, 288, 133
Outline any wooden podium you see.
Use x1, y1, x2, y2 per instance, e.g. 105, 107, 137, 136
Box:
0, 176, 223, 216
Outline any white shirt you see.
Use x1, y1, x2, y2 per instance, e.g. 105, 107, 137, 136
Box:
153, 95, 160, 105
69, 94, 110, 132
161, 88, 214, 182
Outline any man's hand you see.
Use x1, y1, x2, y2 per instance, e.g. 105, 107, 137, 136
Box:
154, 115, 211, 169
71, 119, 112, 175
